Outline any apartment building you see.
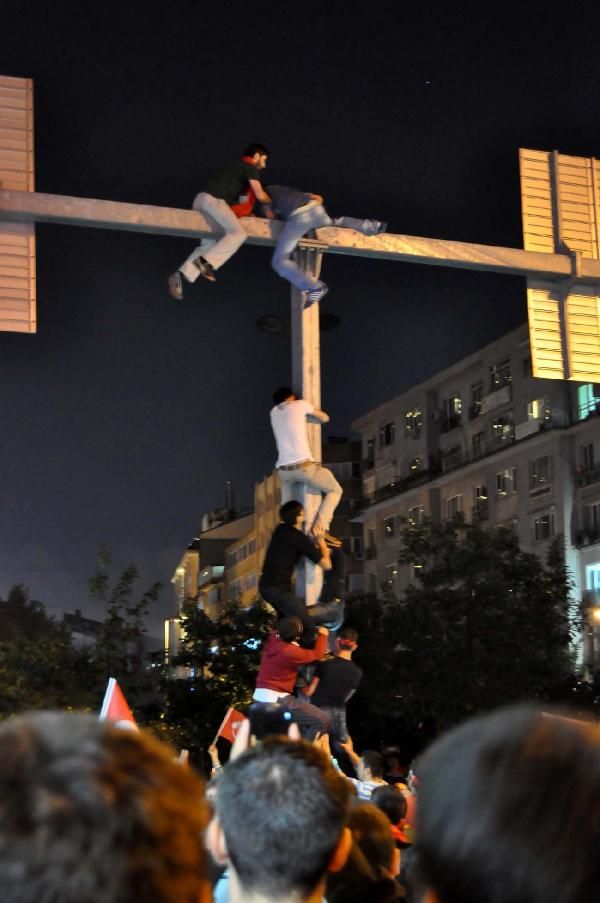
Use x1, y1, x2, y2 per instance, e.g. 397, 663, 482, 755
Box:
352, 324, 600, 659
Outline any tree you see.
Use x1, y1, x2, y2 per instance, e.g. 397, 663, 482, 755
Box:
386, 517, 574, 729
88, 546, 163, 711
0, 585, 94, 715
154, 597, 273, 761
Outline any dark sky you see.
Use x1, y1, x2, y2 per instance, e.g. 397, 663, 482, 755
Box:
1, 1, 599, 632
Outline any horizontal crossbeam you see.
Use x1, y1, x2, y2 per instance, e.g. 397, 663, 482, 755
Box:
3, 189, 600, 283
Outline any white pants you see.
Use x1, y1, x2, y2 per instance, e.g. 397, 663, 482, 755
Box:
179, 193, 246, 281
278, 462, 343, 531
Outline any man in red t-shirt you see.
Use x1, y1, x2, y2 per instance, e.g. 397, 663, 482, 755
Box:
253, 617, 330, 739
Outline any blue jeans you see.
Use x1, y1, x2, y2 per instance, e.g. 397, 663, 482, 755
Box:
271, 204, 379, 291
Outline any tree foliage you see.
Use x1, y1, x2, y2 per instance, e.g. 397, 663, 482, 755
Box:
0, 585, 93, 714
345, 518, 576, 741
153, 597, 274, 761
88, 545, 162, 706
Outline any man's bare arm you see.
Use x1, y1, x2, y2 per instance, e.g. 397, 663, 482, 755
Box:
249, 179, 271, 204
316, 537, 332, 571
307, 408, 330, 424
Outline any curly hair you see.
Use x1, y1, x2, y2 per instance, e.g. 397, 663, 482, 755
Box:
0, 711, 209, 903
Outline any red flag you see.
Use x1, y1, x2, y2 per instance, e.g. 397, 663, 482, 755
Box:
216, 707, 247, 744
99, 678, 138, 731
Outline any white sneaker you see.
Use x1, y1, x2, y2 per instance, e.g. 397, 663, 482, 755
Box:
305, 284, 329, 308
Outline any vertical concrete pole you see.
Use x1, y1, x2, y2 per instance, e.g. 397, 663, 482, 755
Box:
291, 245, 324, 606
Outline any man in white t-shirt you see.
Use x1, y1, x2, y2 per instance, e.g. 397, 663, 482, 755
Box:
270, 387, 343, 534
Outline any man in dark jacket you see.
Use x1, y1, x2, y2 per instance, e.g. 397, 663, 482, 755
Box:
259, 499, 344, 647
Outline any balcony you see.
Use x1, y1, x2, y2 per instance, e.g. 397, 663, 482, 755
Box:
440, 413, 462, 434
481, 384, 512, 414
468, 402, 482, 420
365, 545, 378, 560
575, 528, 600, 548
576, 464, 600, 488
472, 499, 490, 522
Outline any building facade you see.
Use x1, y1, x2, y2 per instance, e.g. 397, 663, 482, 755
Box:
352, 323, 600, 663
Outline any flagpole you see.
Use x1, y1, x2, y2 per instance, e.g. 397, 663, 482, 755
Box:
212, 707, 233, 748
99, 677, 116, 721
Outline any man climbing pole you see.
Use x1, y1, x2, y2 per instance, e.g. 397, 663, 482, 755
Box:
270, 386, 343, 541
168, 142, 271, 299
266, 184, 386, 305
258, 500, 345, 648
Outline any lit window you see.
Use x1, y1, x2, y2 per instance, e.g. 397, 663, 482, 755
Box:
497, 467, 517, 496
404, 409, 423, 437
446, 494, 463, 519
529, 456, 552, 488
532, 512, 555, 542
383, 515, 396, 538
578, 384, 600, 420
407, 505, 424, 525
490, 359, 511, 390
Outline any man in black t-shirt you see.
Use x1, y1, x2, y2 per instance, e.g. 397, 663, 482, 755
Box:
306, 627, 362, 748
259, 499, 345, 647
168, 142, 272, 299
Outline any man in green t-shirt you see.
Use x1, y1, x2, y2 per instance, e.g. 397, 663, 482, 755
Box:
168, 143, 271, 299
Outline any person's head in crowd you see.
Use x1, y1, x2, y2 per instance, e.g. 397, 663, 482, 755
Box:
0, 711, 210, 903
414, 704, 600, 903
360, 749, 385, 781
337, 626, 358, 653
326, 802, 400, 903
279, 499, 304, 527
383, 747, 409, 783
348, 802, 400, 879
277, 615, 304, 643
372, 784, 408, 826
208, 736, 352, 902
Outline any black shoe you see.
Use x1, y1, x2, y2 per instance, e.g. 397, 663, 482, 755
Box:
193, 256, 216, 282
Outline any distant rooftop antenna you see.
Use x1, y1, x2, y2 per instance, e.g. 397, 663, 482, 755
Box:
225, 480, 235, 517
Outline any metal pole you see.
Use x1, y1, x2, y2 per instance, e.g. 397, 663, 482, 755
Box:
290, 245, 324, 606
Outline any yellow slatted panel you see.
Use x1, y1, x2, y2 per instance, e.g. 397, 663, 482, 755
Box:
565, 289, 600, 382
526, 282, 565, 379
520, 149, 600, 380
0, 75, 35, 333
519, 148, 555, 254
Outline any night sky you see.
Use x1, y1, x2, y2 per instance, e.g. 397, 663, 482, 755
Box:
1, 1, 599, 632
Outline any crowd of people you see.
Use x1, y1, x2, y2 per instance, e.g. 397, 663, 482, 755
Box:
1, 704, 599, 903
10, 147, 595, 900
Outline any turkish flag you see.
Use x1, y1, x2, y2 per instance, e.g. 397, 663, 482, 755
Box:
217, 707, 247, 743
99, 678, 138, 731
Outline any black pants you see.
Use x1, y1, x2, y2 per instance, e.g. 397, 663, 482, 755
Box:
259, 549, 346, 646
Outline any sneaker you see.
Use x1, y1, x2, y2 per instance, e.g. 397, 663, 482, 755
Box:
168, 271, 183, 300
193, 256, 216, 282
304, 284, 329, 308
363, 219, 388, 236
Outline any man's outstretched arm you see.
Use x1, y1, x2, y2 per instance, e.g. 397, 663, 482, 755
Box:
307, 407, 330, 424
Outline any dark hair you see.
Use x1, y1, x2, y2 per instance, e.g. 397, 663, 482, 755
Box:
216, 738, 352, 898
279, 499, 303, 526
362, 750, 385, 778
0, 711, 208, 903
414, 705, 600, 903
338, 627, 358, 647
278, 616, 303, 642
244, 142, 269, 157
371, 784, 407, 825
347, 802, 396, 879
273, 386, 294, 405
